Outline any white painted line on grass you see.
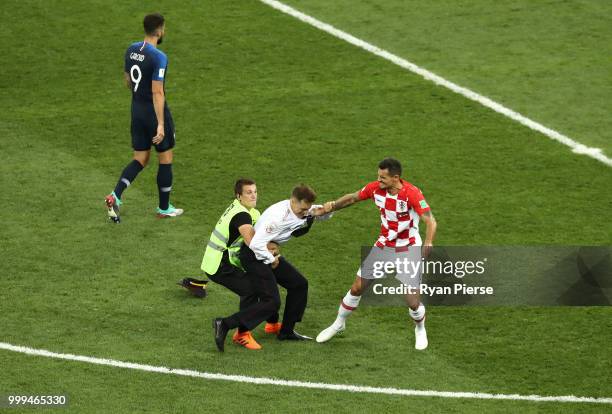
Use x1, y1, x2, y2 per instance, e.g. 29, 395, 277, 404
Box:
1, 342, 611, 405
259, 0, 612, 168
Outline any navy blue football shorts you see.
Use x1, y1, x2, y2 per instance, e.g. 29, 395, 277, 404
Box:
130, 102, 175, 152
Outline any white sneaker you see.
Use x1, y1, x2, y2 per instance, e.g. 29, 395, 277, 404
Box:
157, 203, 184, 218
316, 323, 345, 343
414, 324, 428, 350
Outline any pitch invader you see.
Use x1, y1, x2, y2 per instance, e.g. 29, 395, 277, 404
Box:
105, 13, 183, 222
316, 158, 437, 350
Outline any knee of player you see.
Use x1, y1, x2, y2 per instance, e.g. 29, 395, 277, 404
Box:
134, 156, 149, 167
158, 149, 173, 164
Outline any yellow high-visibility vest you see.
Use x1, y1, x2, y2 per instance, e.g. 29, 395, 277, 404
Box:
201, 199, 260, 275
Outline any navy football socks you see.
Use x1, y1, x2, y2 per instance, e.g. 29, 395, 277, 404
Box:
113, 160, 144, 200
157, 163, 173, 210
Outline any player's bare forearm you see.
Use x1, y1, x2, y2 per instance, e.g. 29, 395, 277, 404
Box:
422, 211, 437, 244
421, 211, 437, 257
151, 90, 165, 143
151, 80, 166, 143
152, 91, 165, 127
124, 72, 131, 89
327, 192, 360, 212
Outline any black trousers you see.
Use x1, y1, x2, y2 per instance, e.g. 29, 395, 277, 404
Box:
208, 255, 279, 326
218, 245, 308, 332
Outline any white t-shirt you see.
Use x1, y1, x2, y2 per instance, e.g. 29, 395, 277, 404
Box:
249, 199, 332, 264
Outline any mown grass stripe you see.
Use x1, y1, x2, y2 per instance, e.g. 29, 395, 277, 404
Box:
259, 0, 612, 167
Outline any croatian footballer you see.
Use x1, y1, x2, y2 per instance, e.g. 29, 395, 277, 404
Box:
317, 158, 437, 350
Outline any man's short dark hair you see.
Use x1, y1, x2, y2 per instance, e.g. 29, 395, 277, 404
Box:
143, 13, 165, 35
378, 157, 402, 177
291, 184, 317, 203
234, 178, 256, 197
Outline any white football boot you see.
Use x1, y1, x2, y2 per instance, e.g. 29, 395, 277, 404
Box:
316, 322, 345, 343
414, 323, 428, 350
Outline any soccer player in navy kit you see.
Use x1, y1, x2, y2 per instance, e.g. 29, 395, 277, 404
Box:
105, 13, 183, 222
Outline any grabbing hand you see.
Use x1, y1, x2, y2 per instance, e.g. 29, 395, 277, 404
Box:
267, 242, 280, 258
310, 206, 327, 217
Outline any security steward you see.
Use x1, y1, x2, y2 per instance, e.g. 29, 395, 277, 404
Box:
213, 184, 333, 350
201, 178, 281, 351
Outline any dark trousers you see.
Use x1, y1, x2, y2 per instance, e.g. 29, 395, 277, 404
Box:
208, 256, 279, 327
219, 245, 308, 332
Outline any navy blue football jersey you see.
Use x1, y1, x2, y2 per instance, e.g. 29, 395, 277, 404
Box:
124, 41, 168, 103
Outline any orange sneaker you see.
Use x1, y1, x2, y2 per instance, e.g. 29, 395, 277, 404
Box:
232, 331, 262, 350
264, 322, 282, 335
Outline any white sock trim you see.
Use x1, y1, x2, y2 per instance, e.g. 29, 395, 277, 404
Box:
342, 290, 361, 309
409, 303, 425, 322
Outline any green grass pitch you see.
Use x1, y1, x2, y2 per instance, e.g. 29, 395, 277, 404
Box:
1, 1, 610, 412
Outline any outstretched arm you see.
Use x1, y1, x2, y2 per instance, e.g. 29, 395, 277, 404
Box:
324, 191, 362, 213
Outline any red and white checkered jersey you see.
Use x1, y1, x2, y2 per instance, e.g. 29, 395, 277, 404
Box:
358, 180, 430, 248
